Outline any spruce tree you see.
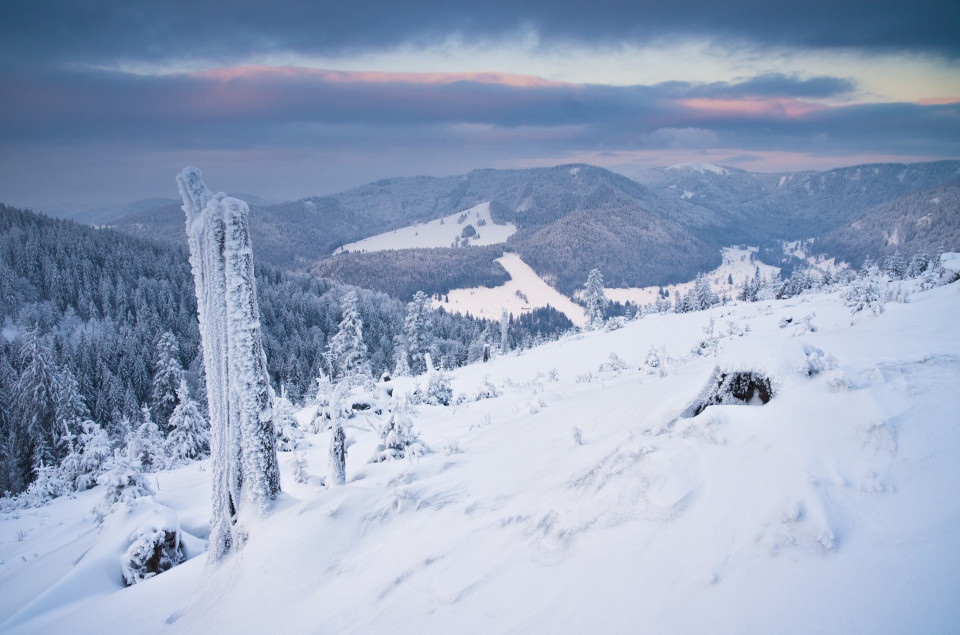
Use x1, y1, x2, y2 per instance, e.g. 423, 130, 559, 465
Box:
151, 331, 185, 432
163, 379, 210, 463
583, 269, 606, 329
15, 332, 60, 474
404, 291, 433, 375
326, 291, 372, 385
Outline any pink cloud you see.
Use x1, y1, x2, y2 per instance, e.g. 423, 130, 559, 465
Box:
677, 97, 824, 118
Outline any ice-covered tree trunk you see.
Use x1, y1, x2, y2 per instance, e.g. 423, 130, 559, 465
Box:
177, 167, 280, 562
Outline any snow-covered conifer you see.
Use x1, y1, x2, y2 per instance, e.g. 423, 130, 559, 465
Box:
163, 379, 209, 463
907, 249, 930, 278
425, 368, 453, 406
843, 269, 887, 315
19, 460, 64, 507
583, 269, 606, 329
692, 273, 718, 311
96, 448, 154, 518
392, 341, 412, 378
326, 291, 372, 385
404, 291, 433, 375
74, 420, 112, 490
369, 396, 430, 463
883, 251, 907, 280
151, 332, 185, 432
273, 386, 303, 452
15, 331, 60, 469
289, 452, 310, 484
127, 406, 164, 472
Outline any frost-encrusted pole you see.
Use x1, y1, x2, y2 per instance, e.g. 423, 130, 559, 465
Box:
177, 167, 280, 562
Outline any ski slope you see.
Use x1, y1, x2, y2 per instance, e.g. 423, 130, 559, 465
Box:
336, 202, 517, 254
2, 281, 960, 633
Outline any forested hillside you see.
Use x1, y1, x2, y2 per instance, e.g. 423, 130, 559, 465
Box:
105, 161, 960, 302
815, 183, 960, 267
0, 205, 546, 495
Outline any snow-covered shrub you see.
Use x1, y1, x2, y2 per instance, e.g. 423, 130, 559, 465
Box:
122, 526, 184, 586
369, 397, 430, 463
473, 375, 500, 401
843, 273, 886, 316
576, 372, 593, 384
425, 370, 453, 406
16, 462, 65, 508
681, 367, 776, 418
96, 449, 154, 518
599, 352, 628, 373
572, 426, 583, 446
799, 344, 837, 377
604, 317, 625, 331
289, 452, 310, 484
792, 314, 817, 337
642, 345, 668, 377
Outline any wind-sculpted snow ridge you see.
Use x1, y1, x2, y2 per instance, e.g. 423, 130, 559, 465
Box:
177, 167, 280, 562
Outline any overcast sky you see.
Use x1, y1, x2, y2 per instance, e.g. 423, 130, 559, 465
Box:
1, 0, 958, 210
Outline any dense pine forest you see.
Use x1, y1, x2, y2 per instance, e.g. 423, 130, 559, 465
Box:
0, 204, 565, 495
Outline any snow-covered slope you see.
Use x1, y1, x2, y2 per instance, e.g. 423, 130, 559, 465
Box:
3, 282, 960, 633
336, 202, 516, 254
435, 252, 589, 326
605, 246, 782, 306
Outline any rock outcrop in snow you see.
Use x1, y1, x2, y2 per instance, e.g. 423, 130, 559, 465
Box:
178, 167, 281, 562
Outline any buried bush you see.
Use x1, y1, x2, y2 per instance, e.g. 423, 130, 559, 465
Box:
122, 527, 185, 586
681, 367, 775, 418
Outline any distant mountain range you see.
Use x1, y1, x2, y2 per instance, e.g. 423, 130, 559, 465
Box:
94, 160, 960, 298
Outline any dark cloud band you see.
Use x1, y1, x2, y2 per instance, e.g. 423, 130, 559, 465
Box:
2, 0, 957, 70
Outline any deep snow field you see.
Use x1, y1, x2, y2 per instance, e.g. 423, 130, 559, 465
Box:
2, 281, 960, 634
336, 202, 516, 254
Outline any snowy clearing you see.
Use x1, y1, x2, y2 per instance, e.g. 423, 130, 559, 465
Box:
604, 246, 778, 306
434, 252, 588, 326
2, 281, 960, 633
336, 202, 516, 254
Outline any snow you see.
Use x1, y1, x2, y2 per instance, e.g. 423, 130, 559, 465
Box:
435, 252, 588, 326
680, 190, 695, 199
941, 252, 960, 273
336, 202, 517, 254
3, 281, 960, 633
666, 162, 728, 175
606, 246, 780, 306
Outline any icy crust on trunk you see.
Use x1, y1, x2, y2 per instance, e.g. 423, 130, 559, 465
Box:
222, 198, 282, 514
177, 167, 279, 561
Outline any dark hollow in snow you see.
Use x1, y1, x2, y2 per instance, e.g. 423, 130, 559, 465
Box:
681, 368, 775, 418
